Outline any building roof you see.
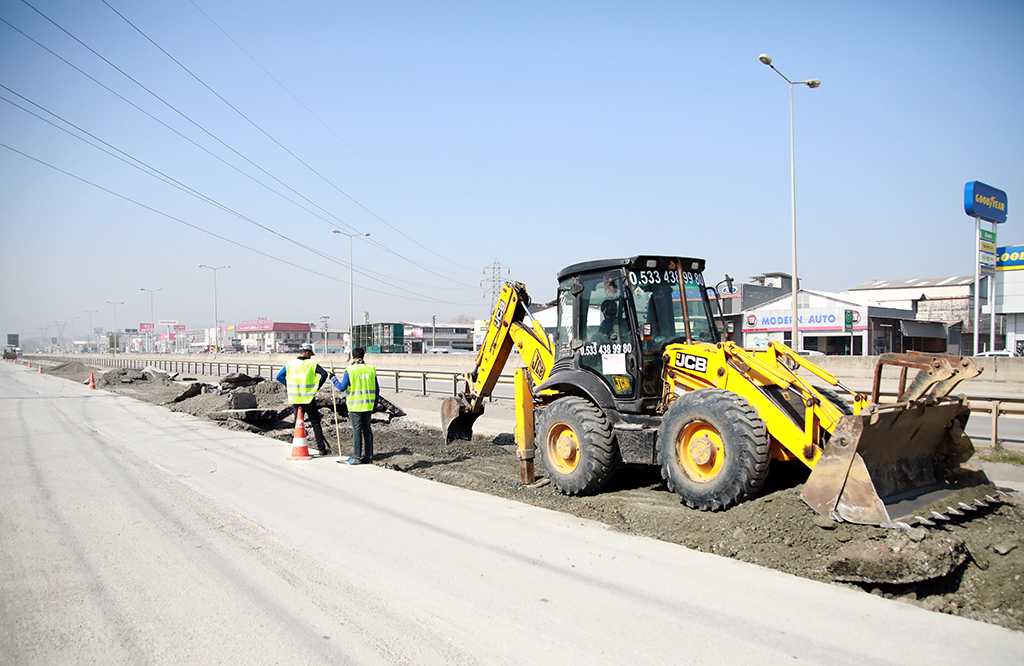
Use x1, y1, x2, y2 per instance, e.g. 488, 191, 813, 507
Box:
847, 276, 973, 291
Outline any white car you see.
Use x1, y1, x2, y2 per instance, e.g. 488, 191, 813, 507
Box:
975, 350, 1014, 357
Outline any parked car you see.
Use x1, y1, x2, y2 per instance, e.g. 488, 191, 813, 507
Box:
797, 349, 825, 357
975, 350, 1014, 357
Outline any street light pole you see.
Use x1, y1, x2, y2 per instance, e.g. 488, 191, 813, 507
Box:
106, 301, 124, 355
332, 229, 371, 357
140, 287, 162, 353
759, 54, 820, 353
66, 316, 79, 353
84, 310, 97, 353
198, 265, 229, 354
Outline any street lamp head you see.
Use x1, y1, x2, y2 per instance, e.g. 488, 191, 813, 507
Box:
806, 79, 821, 89
758, 54, 772, 65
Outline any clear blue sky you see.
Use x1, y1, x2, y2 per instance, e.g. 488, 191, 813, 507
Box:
1, 0, 1021, 342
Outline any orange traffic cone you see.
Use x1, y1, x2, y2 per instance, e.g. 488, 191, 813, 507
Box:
38, 364, 42, 374
88, 372, 96, 390
287, 407, 313, 461
27, 362, 31, 368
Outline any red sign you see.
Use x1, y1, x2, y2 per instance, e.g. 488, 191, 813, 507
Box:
140, 323, 155, 331
173, 325, 186, 332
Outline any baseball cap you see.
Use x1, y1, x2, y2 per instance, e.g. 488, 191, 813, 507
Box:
299, 343, 314, 354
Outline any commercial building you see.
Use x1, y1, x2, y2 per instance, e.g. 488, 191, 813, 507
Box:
234, 320, 311, 353
741, 290, 915, 355
402, 321, 474, 353
996, 244, 1024, 356
847, 275, 1005, 355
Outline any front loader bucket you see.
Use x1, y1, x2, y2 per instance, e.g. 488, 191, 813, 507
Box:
802, 399, 997, 527
441, 395, 482, 443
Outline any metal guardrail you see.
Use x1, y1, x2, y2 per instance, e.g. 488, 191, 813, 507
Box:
26, 354, 1024, 444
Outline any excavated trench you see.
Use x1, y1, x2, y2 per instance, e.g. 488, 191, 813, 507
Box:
42, 360, 1024, 632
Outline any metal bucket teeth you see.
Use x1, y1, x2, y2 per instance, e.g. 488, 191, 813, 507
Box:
946, 506, 965, 516
974, 498, 989, 508
957, 502, 976, 512
930, 511, 951, 521
915, 515, 937, 526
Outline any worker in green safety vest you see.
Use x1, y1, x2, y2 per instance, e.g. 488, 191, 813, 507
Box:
275, 343, 330, 455
332, 346, 379, 465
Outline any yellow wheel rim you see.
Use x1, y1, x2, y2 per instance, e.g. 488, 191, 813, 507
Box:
677, 420, 724, 482
547, 424, 580, 474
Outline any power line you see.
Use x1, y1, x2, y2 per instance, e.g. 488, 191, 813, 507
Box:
100, 0, 478, 276
188, 0, 484, 271
0, 84, 478, 296
11, 2, 476, 288
0, 140, 484, 306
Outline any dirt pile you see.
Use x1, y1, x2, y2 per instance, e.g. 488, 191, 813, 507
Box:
43, 361, 96, 384
53, 365, 1024, 632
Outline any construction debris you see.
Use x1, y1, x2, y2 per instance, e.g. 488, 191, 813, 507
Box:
827, 533, 968, 584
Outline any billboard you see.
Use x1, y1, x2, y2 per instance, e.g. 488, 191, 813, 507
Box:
7, 333, 18, 347
997, 245, 1024, 271
964, 181, 1007, 224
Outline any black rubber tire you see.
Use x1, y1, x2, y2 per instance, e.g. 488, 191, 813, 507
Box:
535, 396, 620, 496
814, 385, 854, 416
657, 389, 770, 511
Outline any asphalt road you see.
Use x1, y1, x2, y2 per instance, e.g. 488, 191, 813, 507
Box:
2, 361, 1023, 665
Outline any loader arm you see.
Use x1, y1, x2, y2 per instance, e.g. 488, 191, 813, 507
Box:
441, 281, 554, 444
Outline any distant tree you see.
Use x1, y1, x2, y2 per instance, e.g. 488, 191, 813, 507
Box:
451, 314, 473, 324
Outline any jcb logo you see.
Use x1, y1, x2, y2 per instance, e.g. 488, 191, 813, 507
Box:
530, 351, 546, 379
675, 353, 708, 373
612, 376, 630, 392
492, 300, 507, 329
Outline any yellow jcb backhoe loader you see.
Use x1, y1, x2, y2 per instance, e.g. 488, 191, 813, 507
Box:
442, 255, 1000, 528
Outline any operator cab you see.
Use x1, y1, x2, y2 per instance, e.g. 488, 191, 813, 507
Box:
552, 256, 718, 415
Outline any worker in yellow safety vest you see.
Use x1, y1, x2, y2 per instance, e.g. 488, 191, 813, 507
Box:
332, 346, 379, 465
275, 343, 330, 455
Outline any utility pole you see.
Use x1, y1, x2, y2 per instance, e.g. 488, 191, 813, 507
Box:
84, 310, 97, 353
54, 320, 67, 352
66, 316, 79, 353
482, 258, 510, 316
319, 315, 330, 355
431, 315, 437, 352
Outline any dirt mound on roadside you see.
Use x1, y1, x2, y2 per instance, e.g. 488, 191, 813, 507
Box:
167, 392, 231, 417
43, 361, 95, 384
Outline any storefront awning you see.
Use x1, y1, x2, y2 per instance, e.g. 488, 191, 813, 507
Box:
900, 321, 947, 338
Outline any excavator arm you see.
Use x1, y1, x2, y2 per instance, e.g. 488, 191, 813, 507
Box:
441, 281, 554, 446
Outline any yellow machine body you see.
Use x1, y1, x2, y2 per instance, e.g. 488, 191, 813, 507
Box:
442, 256, 997, 527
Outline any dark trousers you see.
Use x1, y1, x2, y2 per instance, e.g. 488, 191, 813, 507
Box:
294, 403, 327, 451
351, 411, 373, 460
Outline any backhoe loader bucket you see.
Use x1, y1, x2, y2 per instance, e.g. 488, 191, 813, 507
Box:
802, 398, 997, 527
442, 395, 482, 443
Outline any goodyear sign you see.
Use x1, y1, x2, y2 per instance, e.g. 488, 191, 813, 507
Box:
965, 181, 1007, 224
997, 245, 1024, 271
